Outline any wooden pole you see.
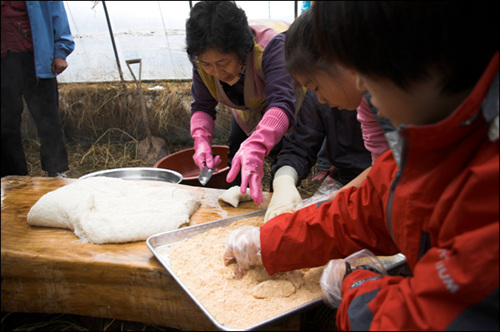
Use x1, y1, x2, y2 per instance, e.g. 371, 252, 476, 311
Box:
102, 1, 125, 84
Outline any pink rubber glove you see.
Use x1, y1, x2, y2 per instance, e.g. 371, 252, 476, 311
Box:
226, 108, 289, 205
223, 226, 262, 279
190, 111, 221, 170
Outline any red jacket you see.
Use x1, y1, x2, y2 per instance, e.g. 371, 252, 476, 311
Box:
260, 53, 499, 330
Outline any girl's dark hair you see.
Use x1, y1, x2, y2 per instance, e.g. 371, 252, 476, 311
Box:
313, 1, 499, 93
284, 9, 335, 80
185, 1, 254, 65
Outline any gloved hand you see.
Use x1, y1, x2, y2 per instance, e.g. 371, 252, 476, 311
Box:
223, 226, 262, 279
226, 108, 290, 205
264, 166, 301, 222
191, 111, 221, 170
320, 249, 387, 308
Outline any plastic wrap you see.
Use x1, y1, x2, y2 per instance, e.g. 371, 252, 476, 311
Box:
292, 176, 343, 211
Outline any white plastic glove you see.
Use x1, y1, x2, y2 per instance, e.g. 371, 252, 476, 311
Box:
223, 226, 262, 279
320, 249, 387, 308
264, 166, 301, 222
488, 115, 499, 142
319, 259, 346, 308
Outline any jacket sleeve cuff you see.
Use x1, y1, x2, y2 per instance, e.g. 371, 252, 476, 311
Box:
261, 107, 290, 136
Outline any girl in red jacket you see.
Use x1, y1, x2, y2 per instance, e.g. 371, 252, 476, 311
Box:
223, 1, 499, 330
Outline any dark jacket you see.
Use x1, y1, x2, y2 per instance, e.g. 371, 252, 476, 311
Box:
272, 90, 372, 185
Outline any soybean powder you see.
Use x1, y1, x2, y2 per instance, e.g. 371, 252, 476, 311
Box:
158, 216, 324, 330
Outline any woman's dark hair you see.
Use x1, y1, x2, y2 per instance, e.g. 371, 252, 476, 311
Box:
312, 1, 499, 93
185, 1, 254, 65
284, 9, 336, 80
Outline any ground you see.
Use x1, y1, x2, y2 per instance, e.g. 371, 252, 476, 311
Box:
0, 311, 178, 331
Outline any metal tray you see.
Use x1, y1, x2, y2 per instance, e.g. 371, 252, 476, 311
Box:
147, 209, 407, 331
79, 167, 182, 183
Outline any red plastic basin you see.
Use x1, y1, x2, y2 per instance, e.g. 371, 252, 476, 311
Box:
154, 145, 230, 189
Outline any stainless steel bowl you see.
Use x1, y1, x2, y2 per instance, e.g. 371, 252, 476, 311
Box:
79, 167, 183, 184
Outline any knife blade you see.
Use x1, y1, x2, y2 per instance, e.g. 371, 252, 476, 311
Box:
198, 163, 215, 186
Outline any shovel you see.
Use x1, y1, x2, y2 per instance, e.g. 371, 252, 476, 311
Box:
198, 162, 215, 186
126, 58, 169, 165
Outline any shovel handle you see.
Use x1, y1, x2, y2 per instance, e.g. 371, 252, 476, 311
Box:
126, 58, 142, 82
126, 58, 152, 138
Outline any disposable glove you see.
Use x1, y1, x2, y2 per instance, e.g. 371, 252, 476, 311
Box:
190, 111, 221, 170
488, 115, 498, 142
320, 249, 387, 308
264, 166, 301, 222
226, 108, 289, 205
223, 226, 262, 279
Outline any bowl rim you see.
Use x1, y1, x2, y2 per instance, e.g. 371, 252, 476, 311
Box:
153, 145, 230, 181
154, 145, 229, 162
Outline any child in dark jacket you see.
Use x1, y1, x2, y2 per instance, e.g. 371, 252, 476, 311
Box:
265, 8, 393, 222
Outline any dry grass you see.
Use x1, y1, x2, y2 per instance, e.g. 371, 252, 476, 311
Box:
59, 81, 190, 142
20, 80, 321, 194
55, 81, 232, 146
3, 81, 325, 331
22, 132, 148, 178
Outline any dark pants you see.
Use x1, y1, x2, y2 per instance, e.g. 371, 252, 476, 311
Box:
1, 51, 68, 177
227, 115, 283, 190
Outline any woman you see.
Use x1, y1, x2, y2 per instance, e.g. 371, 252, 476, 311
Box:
185, 1, 307, 205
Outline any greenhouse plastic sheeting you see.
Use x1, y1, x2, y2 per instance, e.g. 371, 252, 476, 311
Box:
59, 1, 296, 83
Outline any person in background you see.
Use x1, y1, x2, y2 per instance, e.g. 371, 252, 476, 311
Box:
300, 1, 311, 12
265, 9, 392, 221
185, 1, 309, 205
224, 1, 499, 330
1, 1, 74, 178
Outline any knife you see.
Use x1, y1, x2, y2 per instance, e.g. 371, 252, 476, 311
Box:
198, 162, 215, 186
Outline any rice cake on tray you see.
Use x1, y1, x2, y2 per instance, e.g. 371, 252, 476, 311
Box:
147, 209, 407, 331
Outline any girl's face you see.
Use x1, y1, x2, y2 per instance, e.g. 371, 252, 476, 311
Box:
196, 48, 243, 85
295, 67, 363, 110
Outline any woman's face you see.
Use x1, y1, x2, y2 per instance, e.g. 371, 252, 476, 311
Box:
295, 67, 363, 110
196, 48, 243, 85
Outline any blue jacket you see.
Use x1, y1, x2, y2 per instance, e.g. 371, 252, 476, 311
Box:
26, 1, 74, 78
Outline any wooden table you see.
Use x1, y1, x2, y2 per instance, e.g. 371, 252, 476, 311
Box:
1, 176, 307, 331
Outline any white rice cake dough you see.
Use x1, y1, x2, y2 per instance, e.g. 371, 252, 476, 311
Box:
218, 185, 252, 207
27, 177, 201, 244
